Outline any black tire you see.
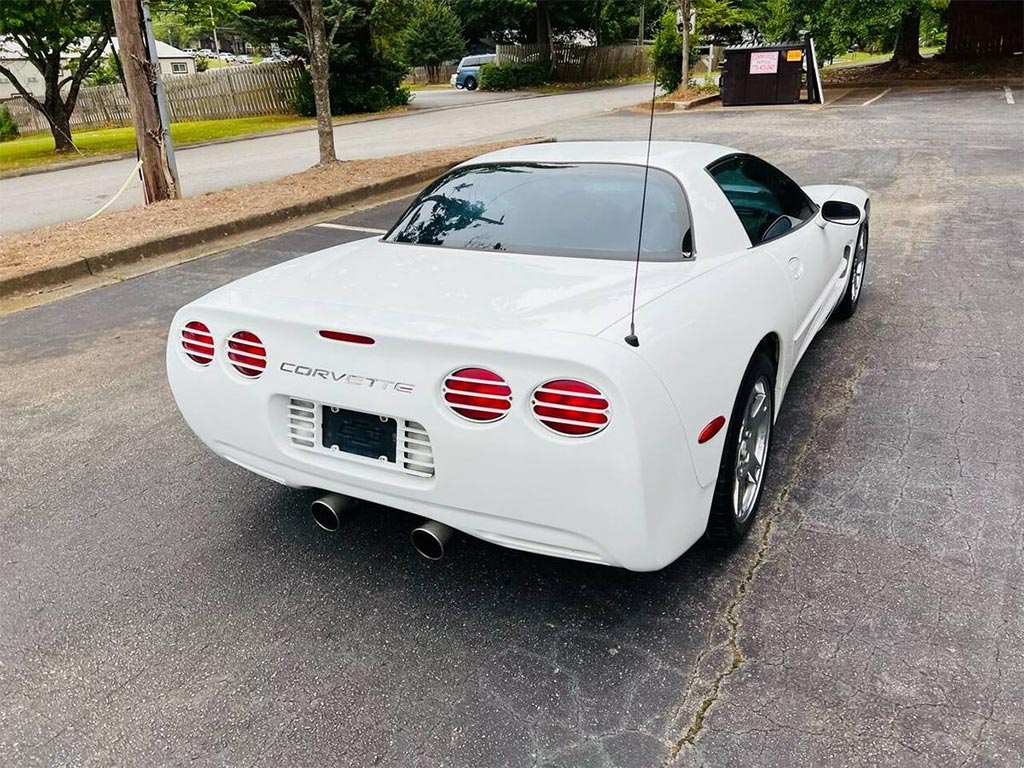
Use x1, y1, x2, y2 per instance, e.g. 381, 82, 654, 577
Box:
464, 76, 478, 91
833, 219, 869, 321
705, 350, 776, 546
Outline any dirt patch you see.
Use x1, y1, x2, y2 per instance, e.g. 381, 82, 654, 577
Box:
0, 140, 540, 288
823, 54, 1023, 85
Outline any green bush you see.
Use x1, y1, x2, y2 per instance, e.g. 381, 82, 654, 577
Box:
291, 51, 409, 115
650, 11, 682, 92
0, 104, 19, 142
479, 61, 548, 91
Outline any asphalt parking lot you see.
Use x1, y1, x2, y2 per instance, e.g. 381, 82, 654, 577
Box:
1, 84, 1022, 766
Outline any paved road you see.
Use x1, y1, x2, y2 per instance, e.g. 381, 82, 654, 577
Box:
2, 85, 1022, 766
0, 83, 650, 235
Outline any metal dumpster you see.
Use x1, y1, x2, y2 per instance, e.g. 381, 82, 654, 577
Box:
720, 42, 807, 106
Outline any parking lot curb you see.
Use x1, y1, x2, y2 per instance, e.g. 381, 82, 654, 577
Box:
1, 163, 455, 300
673, 93, 722, 110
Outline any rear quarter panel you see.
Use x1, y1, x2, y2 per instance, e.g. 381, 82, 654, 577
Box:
604, 251, 795, 488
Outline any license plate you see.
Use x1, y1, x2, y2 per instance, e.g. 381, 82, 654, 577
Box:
321, 407, 397, 464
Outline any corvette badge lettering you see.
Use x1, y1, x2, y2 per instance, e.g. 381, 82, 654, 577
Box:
280, 362, 414, 393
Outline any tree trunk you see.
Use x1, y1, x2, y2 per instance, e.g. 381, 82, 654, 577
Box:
47, 98, 75, 153
892, 6, 923, 68
536, 1, 555, 74
680, 0, 690, 88
111, 0, 178, 203
307, 0, 337, 165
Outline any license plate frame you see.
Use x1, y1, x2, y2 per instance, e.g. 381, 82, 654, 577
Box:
321, 406, 397, 464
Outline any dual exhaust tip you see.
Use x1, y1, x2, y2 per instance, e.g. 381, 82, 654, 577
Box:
310, 493, 453, 561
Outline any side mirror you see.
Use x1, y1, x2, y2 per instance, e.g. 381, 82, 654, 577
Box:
820, 200, 862, 226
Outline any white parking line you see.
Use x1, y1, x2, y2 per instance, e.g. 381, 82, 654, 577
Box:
315, 223, 387, 234
1005, 86, 1015, 105
861, 87, 891, 107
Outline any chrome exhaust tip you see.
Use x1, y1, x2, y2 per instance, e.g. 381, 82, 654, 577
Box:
411, 520, 453, 561
310, 493, 353, 532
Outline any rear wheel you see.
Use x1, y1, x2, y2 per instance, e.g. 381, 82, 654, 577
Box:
833, 219, 868, 320
705, 351, 776, 545
464, 76, 478, 91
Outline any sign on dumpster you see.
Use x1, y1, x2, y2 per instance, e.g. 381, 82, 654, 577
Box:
749, 51, 778, 74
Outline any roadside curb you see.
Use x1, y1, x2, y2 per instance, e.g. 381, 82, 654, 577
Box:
672, 93, 721, 110
0, 164, 448, 299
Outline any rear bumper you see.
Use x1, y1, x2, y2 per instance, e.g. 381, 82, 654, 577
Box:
167, 310, 712, 571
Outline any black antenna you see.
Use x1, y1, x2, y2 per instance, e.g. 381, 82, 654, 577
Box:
624, 77, 658, 348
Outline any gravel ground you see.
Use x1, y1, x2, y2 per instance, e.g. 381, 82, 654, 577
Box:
1, 84, 1022, 766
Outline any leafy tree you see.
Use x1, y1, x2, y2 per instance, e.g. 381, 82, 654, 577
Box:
650, 11, 682, 91
288, 0, 354, 164
84, 53, 122, 87
449, 0, 534, 46
240, 0, 409, 122
402, 0, 464, 82
755, 0, 948, 66
0, 1, 115, 153
0, 0, 248, 155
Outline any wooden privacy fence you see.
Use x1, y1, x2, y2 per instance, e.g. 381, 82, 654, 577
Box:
405, 64, 458, 85
495, 43, 652, 82
3, 61, 303, 133
945, 0, 1024, 58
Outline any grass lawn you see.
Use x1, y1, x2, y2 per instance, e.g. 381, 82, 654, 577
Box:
824, 46, 942, 70
0, 114, 317, 173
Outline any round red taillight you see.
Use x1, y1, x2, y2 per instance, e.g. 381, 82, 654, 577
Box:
442, 367, 512, 422
227, 330, 267, 378
181, 321, 214, 365
531, 379, 610, 436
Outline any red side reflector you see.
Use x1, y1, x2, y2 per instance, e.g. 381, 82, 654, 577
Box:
319, 330, 375, 345
698, 415, 727, 444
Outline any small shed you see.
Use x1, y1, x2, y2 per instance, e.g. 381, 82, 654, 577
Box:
720, 42, 807, 107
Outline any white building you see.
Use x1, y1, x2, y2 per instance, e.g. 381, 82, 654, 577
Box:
111, 38, 196, 77
0, 37, 194, 101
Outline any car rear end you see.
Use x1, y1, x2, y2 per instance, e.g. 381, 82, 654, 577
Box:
167, 293, 710, 571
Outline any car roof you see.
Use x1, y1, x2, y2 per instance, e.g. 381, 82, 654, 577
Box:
458, 141, 739, 177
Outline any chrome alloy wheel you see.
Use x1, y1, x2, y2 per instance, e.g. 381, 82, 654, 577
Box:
733, 376, 772, 522
851, 223, 868, 302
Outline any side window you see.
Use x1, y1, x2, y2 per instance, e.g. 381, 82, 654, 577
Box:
708, 155, 817, 245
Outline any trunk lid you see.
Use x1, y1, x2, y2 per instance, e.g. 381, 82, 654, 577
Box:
205, 238, 711, 337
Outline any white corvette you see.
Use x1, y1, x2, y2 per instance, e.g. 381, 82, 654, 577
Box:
167, 141, 869, 571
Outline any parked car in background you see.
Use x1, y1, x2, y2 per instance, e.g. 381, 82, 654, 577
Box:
452, 53, 496, 91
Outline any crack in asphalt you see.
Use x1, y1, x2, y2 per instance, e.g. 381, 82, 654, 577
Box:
664, 353, 870, 763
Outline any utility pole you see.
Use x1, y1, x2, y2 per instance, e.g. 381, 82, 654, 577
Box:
111, 0, 180, 203
142, 0, 178, 192
638, 1, 644, 46
678, 0, 691, 89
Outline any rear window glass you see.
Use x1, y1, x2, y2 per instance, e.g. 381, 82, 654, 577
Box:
386, 162, 693, 262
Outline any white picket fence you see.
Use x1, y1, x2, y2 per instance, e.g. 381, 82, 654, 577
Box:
3, 61, 303, 133
495, 43, 652, 82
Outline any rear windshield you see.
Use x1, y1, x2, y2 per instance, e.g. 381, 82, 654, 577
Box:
386, 162, 693, 261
